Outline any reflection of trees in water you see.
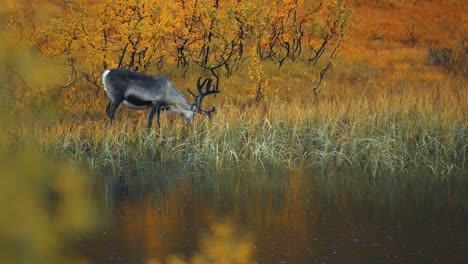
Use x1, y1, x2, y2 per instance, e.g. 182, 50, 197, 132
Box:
92, 165, 468, 263
310, 171, 468, 226
99, 165, 468, 227
98, 164, 296, 214
91, 165, 302, 261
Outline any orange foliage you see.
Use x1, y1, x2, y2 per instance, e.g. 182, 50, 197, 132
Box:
345, 0, 466, 51
0, 0, 353, 113
6, 0, 465, 113
25, 0, 350, 101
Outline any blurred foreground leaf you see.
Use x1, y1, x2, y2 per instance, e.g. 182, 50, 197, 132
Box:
0, 1, 97, 263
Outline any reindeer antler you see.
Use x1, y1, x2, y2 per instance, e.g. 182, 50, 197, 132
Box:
188, 76, 220, 117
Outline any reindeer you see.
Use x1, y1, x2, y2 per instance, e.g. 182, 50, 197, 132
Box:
101, 68, 219, 128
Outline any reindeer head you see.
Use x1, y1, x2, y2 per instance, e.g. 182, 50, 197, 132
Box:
188, 77, 220, 119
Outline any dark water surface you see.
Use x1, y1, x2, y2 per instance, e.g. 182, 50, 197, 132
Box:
77, 166, 468, 263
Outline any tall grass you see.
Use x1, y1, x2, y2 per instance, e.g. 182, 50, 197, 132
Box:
38, 68, 467, 178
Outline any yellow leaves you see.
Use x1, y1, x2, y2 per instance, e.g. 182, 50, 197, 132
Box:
259, 39, 268, 49
0, 5, 97, 262
248, 54, 269, 104
0, 139, 97, 264
8, 0, 350, 109
146, 221, 255, 264
0, 29, 66, 111
193, 222, 255, 264
279, 32, 293, 42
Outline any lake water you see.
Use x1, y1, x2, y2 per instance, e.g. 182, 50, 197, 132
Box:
76, 165, 468, 263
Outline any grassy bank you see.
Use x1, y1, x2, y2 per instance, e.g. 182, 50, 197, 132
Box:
37, 66, 467, 178
22, 0, 467, 179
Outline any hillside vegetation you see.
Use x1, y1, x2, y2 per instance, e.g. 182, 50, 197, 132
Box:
2, 0, 467, 177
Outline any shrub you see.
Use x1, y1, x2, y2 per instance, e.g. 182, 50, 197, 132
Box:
427, 44, 468, 76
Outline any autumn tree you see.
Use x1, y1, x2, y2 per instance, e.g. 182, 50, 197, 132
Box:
26, 0, 351, 106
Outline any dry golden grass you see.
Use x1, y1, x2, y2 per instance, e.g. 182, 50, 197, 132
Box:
348, 0, 466, 47
38, 60, 467, 178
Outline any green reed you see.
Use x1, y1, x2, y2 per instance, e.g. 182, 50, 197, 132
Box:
38, 97, 467, 179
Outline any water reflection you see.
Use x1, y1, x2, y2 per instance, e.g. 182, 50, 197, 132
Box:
81, 166, 468, 263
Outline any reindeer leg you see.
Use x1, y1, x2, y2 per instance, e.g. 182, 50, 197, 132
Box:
148, 103, 161, 128
147, 107, 156, 128
106, 101, 119, 123
156, 105, 162, 127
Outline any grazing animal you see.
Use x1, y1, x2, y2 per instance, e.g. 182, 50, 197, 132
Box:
102, 68, 219, 128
